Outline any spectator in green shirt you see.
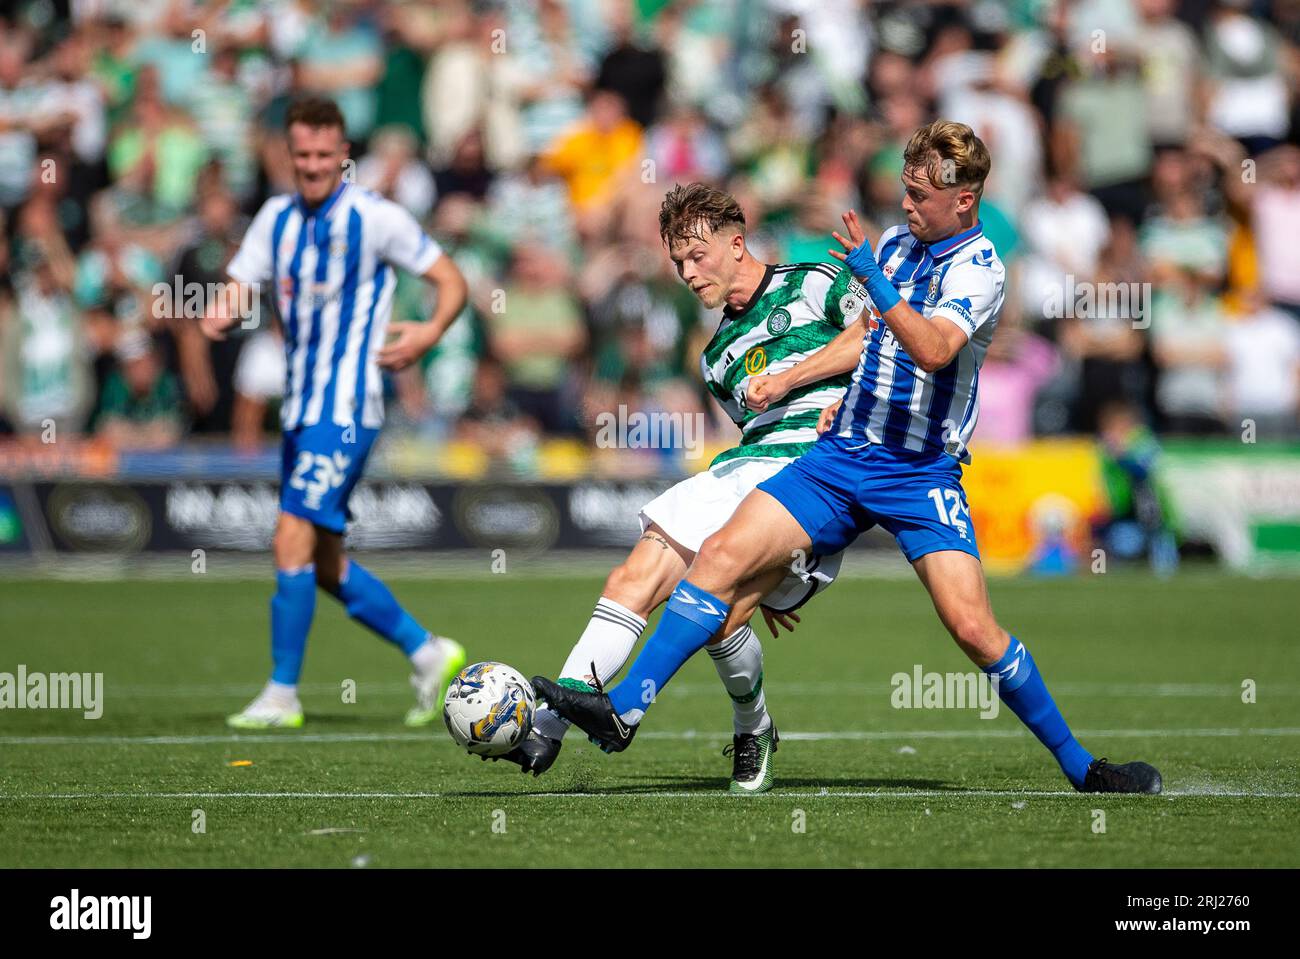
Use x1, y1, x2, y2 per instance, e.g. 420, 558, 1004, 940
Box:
487, 243, 587, 434
96, 328, 183, 450
107, 66, 209, 220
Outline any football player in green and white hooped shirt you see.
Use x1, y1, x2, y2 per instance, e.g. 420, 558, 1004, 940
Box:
489, 183, 869, 793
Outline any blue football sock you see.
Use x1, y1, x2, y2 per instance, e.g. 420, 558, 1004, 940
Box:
331, 561, 430, 656
607, 580, 729, 722
270, 566, 317, 685
984, 636, 1094, 787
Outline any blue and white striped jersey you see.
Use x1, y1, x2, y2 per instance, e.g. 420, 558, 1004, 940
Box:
831, 222, 1005, 463
227, 182, 443, 431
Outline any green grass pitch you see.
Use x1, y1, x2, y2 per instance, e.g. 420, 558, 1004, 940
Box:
1, 572, 1297, 868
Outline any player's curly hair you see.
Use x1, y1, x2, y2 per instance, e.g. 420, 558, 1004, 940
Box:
903, 120, 991, 197
658, 183, 746, 247
285, 96, 346, 134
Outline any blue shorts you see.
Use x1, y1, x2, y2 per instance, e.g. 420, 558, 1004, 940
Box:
757, 433, 979, 563
280, 421, 379, 534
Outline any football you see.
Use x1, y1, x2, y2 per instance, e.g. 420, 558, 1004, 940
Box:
443, 662, 536, 757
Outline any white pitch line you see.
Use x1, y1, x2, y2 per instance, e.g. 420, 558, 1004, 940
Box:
4, 727, 1300, 746
0, 790, 1297, 801
0, 731, 435, 745
103, 680, 1300, 699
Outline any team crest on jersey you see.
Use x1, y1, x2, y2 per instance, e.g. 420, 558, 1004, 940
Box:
926, 272, 942, 306
330, 239, 348, 259
766, 308, 791, 335
744, 346, 767, 375
883, 264, 896, 278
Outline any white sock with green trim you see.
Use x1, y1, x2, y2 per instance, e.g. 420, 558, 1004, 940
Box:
708, 624, 770, 735
533, 597, 647, 741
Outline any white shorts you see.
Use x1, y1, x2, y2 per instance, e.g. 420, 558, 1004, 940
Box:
638, 456, 843, 613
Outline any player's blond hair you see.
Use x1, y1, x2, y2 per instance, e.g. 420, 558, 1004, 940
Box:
658, 183, 746, 247
903, 120, 991, 197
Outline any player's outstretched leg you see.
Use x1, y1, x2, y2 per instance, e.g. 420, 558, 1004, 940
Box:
228, 514, 318, 728
498, 526, 686, 774
504, 597, 648, 773
914, 550, 1162, 794
709, 621, 778, 794
534, 491, 806, 753
313, 533, 464, 726
532, 566, 782, 757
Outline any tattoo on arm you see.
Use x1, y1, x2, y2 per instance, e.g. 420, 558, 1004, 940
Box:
639, 531, 671, 551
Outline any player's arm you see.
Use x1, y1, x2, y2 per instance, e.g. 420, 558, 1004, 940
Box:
831, 210, 970, 373
376, 202, 469, 371
200, 280, 261, 341
379, 253, 469, 371
746, 315, 866, 413
204, 199, 281, 341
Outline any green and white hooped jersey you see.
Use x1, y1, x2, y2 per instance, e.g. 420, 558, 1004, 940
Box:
703, 262, 868, 468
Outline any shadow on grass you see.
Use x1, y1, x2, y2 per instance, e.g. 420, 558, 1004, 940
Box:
444, 776, 954, 797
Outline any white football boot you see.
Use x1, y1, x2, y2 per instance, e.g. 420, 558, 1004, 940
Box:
404, 637, 467, 727
226, 682, 305, 729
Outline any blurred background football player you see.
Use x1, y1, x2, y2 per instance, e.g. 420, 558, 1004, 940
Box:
203, 97, 469, 728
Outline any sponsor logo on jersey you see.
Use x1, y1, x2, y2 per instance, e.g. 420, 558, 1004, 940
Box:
938, 297, 974, 331
744, 346, 767, 375
308, 282, 339, 309
766, 308, 791, 335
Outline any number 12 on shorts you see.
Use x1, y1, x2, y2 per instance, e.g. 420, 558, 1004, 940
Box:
927, 487, 969, 533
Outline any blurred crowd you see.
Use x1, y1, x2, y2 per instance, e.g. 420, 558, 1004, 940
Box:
2, 0, 1300, 472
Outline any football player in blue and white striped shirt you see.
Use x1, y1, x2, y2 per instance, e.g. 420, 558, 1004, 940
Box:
202, 98, 468, 729
535, 121, 1162, 795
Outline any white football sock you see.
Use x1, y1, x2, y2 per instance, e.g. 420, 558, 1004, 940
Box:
408, 635, 445, 675
261, 680, 300, 706
708, 623, 770, 735
532, 598, 647, 741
